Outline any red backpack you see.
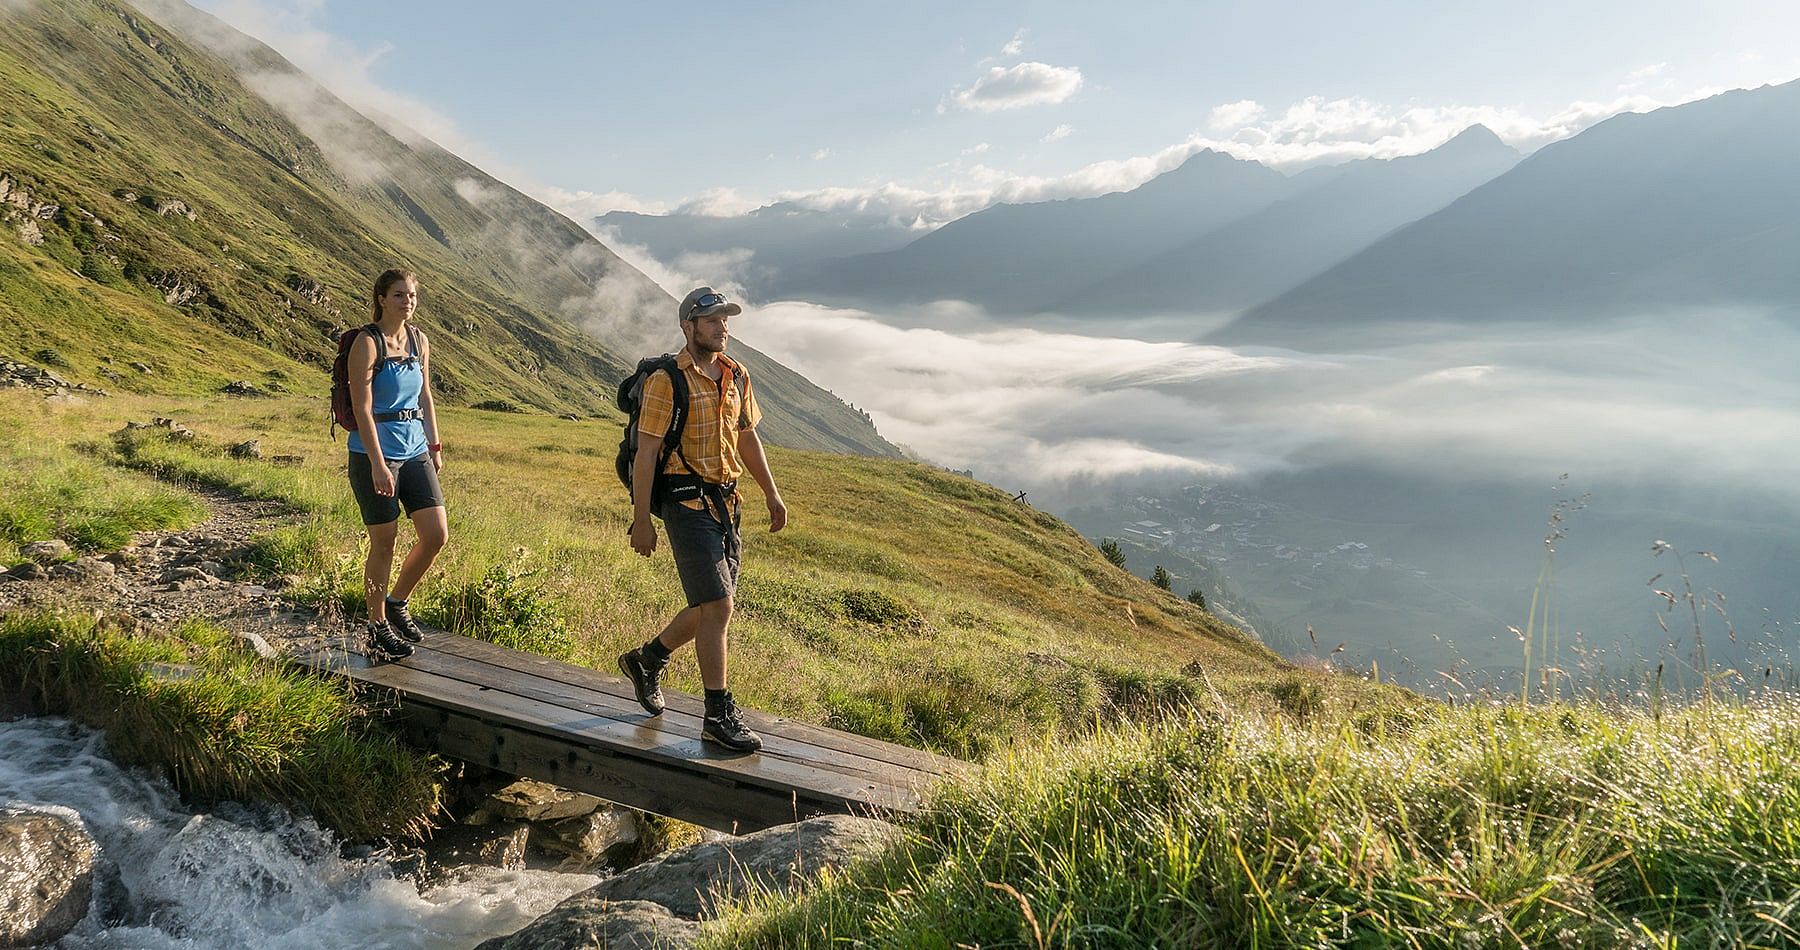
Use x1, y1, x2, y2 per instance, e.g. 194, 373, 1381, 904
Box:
329, 324, 385, 439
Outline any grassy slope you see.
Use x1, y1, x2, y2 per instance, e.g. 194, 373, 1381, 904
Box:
6, 389, 1318, 760
0, 0, 892, 455
709, 699, 1800, 948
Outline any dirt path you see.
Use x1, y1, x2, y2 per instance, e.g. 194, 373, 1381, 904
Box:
0, 484, 344, 655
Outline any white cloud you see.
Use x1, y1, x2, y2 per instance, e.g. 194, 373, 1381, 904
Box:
1208, 99, 1266, 131
537, 185, 668, 218
734, 300, 1800, 505
945, 62, 1083, 113
961, 142, 991, 156
811, 147, 832, 161
672, 187, 762, 217
1042, 123, 1074, 143
1000, 28, 1025, 57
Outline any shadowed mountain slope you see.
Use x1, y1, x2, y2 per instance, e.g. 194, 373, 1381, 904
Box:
1065, 126, 1518, 318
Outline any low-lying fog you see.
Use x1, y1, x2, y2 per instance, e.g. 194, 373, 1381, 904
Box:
735, 299, 1800, 691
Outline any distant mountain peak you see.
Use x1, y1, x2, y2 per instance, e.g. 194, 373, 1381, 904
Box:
1437, 124, 1513, 154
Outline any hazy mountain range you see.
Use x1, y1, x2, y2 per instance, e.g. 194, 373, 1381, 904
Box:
1222, 78, 1800, 343
605, 79, 1800, 347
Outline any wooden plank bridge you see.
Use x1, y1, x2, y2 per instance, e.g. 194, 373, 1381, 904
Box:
294, 631, 962, 833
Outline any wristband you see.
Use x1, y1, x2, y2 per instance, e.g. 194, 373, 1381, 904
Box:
429, 442, 442, 451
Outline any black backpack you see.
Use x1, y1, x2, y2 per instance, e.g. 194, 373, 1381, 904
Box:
616, 355, 694, 516
615, 355, 749, 516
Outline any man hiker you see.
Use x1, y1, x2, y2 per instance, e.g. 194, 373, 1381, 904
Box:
619, 287, 788, 752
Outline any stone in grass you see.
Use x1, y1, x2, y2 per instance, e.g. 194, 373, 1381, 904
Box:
19, 539, 70, 564
0, 807, 99, 948
228, 439, 261, 460
5, 562, 48, 581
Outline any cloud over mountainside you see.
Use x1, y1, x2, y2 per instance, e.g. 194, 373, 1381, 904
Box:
737, 302, 1800, 509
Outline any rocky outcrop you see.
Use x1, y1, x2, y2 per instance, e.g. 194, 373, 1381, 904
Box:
476, 815, 891, 950
0, 360, 108, 397
0, 807, 99, 948
0, 172, 58, 246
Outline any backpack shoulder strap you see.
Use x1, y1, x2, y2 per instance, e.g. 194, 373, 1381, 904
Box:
367, 323, 387, 364
405, 324, 422, 361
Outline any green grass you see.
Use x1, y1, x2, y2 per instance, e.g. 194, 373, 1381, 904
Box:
0, 423, 205, 565
0, 611, 443, 841
705, 698, 1800, 948
13, 388, 1298, 761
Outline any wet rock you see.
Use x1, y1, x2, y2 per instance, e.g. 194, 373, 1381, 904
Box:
0, 806, 99, 947
533, 806, 643, 871
227, 439, 261, 460
565, 815, 890, 920
20, 540, 70, 564
474, 899, 698, 950
428, 822, 532, 872
478, 779, 604, 824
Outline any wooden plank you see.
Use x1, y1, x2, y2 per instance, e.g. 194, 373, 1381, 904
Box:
392, 703, 837, 833
394, 642, 925, 792
297, 647, 923, 811
418, 631, 962, 776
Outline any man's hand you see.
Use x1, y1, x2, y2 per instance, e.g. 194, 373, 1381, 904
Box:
630, 517, 658, 557
370, 459, 395, 497
767, 496, 788, 533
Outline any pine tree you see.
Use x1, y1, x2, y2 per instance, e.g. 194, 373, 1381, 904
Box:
1151, 565, 1172, 590
1186, 589, 1207, 610
1099, 538, 1127, 568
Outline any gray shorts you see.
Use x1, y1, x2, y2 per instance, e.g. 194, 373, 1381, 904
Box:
660, 496, 740, 608
348, 451, 444, 525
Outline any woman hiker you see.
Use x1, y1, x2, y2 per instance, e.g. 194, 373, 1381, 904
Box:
346, 268, 448, 660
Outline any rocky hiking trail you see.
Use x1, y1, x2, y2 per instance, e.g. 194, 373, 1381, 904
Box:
0, 480, 338, 657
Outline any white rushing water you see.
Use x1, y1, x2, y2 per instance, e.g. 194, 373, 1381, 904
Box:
1, 718, 600, 949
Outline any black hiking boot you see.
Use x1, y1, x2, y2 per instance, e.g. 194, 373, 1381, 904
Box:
364, 619, 413, 661
618, 648, 668, 715
386, 598, 425, 643
702, 692, 763, 753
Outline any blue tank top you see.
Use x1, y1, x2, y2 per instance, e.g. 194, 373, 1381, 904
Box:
348, 327, 428, 461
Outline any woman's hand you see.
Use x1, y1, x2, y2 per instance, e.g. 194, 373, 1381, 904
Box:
429, 446, 443, 473
370, 459, 396, 497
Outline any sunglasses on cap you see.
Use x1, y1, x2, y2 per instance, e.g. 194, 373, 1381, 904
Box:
684, 292, 730, 318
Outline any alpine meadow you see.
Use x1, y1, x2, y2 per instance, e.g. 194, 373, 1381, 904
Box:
3, 1, 1799, 948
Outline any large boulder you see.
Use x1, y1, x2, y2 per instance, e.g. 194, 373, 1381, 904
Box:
477, 815, 891, 949
475, 899, 699, 950
0, 806, 99, 947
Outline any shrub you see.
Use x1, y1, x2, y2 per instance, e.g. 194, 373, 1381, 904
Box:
428, 561, 575, 660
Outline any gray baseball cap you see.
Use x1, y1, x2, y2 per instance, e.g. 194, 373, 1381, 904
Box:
679, 286, 742, 321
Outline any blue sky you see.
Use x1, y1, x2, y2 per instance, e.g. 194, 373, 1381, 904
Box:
191, 0, 1800, 223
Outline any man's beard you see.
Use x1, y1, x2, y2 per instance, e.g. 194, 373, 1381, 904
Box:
691, 336, 726, 355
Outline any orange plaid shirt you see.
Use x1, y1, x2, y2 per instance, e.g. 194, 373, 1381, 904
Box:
637, 349, 762, 508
